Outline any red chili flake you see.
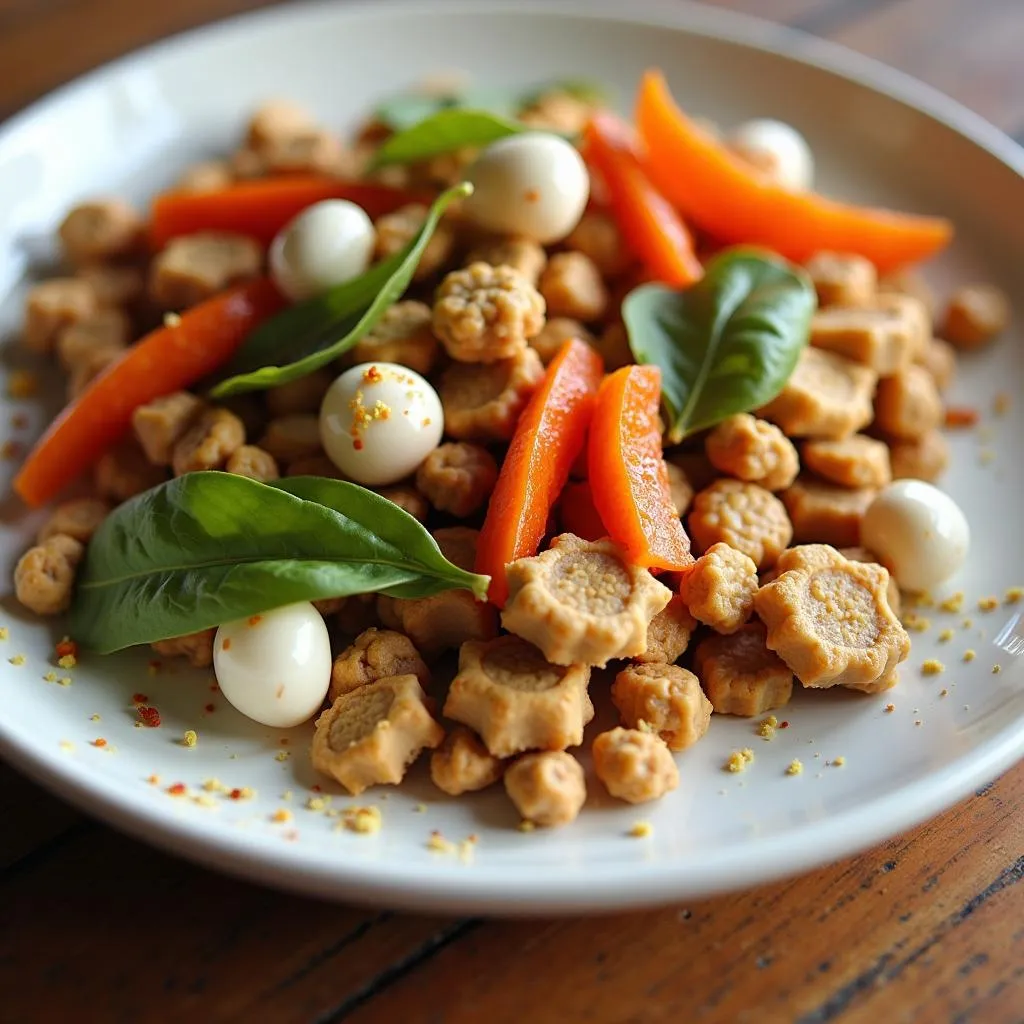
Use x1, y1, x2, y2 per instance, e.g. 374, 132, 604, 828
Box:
91, 737, 107, 748
248, 615, 262, 627
137, 705, 162, 728
132, 692, 149, 705
311, 784, 322, 793
56, 638, 79, 659
944, 406, 980, 429
362, 365, 383, 384
279, 737, 290, 746
222, 637, 232, 651
229, 788, 245, 800
352, 438, 364, 451
167, 782, 187, 797
209, 682, 219, 692
204, 703, 216, 713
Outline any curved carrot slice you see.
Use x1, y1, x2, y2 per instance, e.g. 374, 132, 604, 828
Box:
14, 278, 285, 507
150, 177, 430, 249
558, 480, 608, 542
588, 364, 694, 572
635, 70, 952, 271
475, 338, 604, 607
582, 113, 702, 287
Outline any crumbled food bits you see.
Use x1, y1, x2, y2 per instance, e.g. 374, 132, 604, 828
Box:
938, 629, 954, 643
57, 654, 77, 669
629, 821, 653, 838
904, 613, 931, 633
940, 688, 949, 697
8, 654, 25, 666
59, 740, 75, 753
414, 803, 427, 814
786, 759, 804, 776
274, 750, 290, 762
518, 819, 536, 833
962, 618, 974, 630
993, 392, 1011, 416
342, 805, 382, 834
757, 715, 778, 740
8, 370, 38, 398
725, 748, 755, 773
938, 592, 964, 614
229, 786, 255, 801
270, 808, 292, 824
202, 778, 225, 793
90, 737, 107, 748
978, 596, 999, 612
131, 692, 148, 704
193, 794, 218, 808
921, 660, 944, 676
137, 705, 162, 728
914, 719, 923, 726
182, 730, 198, 748
56, 637, 78, 659
427, 831, 457, 855
43, 671, 58, 682
146, 774, 160, 785
992, 664, 1003, 675
832, 756, 846, 767
167, 782, 187, 796
1006, 587, 1024, 604
885, 703, 896, 713
306, 796, 329, 812
58, 677, 71, 687
0, 627, 7, 640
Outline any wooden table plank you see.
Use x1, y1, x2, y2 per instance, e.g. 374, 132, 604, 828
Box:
0, 762, 83, 869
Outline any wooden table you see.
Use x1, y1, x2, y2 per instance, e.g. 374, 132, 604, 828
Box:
1, 2, 1022, 1021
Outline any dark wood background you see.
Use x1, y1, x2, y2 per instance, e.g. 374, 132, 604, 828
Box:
1, 2, 1022, 1021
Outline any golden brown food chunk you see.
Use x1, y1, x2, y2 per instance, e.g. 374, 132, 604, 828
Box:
76, 263, 145, 309
245, 99, 316, 150
688, 480, 792, 570
444, 636, 593, 757
265, 368, 334, 417
285, 454, 344, 478
151, 628, 216, 668
312, 675, 444, 795
634, 595, 696, 664
56, 308, 130, 372
692, 623, 794, 716
942, 283, 1010, 350
430, 725, 506, 795
665, 462, 695, 516
262, 130, 351, 177
518, 89, 594, 133
376, 484, 429, 522
705, 413, 799, 491
149, 232, 262, 310
593, 322, 633, 371
611, 663, 712, 751
502, 534, 672, 667
132, 391, 206, 466
351, 300, 439, 377
257, 414, 322, 465
804, 251, 877, 308
37, 497, 110, 545
465, 237, 547, 285
775, 543, 900, 618
375, 204, 454, 281
433, 262, 545, 363
781, 476, 876, 547
754, 558, 909, 687
889, 430, 949, 482
915, 338, 956, 393
23, 278, 98, 354
67, 346, 121, 401
839, 545, 901, 616
759, 347, 877, 440
440, 346, 544, 441
877, 268, 938, 320
802, 435, 892, 489
388, 527, 499, 657
845, 668, 899, 694
58, 198, 144, 265
592, 728, 679, 804
95, 440, 167, 501
225, 444, 279, 481
14, 535, 84, 615
529, 317, 595, 364
329, 627, 430, 702
873, 365, 943, 440
172, 407, 246, 476
176, 160, 233, 193
538, 252, 608, 323
566, 210, 631, 279
504, 751, 586, 827
680, 542, 758, 634
809, 294, 928, 374
415, 442, 497, 517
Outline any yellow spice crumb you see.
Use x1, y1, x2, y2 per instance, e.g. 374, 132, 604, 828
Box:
270, 808, 292, 823
1006, 587, 1023, 604
757, 715, 779, 740
938, 629, 954, 643
89, 713, 101, 722
181, 730, 198, 748
57, 677, 71, 687
940, 688, 949, 697
146, 774, 160, 785
518, 819, 536, 832
628, 821, 653, 838
963, 649, 976, 663
904, 614, 931, 633
306, 796, 329, 812
725, 748, 755, 773
7, 370, 38, 398
59, 740, 75, 753
281, 789, 294, 802
42, 671, 57, 682
57, 654, 77, 669
921, 659, 944, 676
786, 759, 804, 776
978, 597, 999, 612
992, 664, 1002, 675
962, 618, 974, 629
202, 777, 224, 792
414, 803, 427, 813
8, 654, 25, 666
832, 756, 846, 767
0, 627, 8, 640
939, 593, 964, 614
884, 704, 896, 713
979, 450, 995, 466
427, 831, 457, 854
193, 795, 218, 808
342, 806, 382, 834
274, 750, 290, 762
233, 786, 256, 800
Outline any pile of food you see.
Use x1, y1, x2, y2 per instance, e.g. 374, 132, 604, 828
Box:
10, 70, 1008, 828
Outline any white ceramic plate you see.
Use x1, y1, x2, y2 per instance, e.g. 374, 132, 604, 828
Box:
0, 0, 1022, 915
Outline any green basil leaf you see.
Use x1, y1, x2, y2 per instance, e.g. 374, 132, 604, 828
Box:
210, 182, 470, 397
367, 109, 523, 171
69, 472, 490, 653
623, 249, 816, 443
373, 94, 451, 132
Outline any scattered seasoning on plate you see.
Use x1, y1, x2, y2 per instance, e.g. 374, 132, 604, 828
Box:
963, 649, 976, 663
274, 750, 290, 762
786, 759, 803, 776
832, 756, 846, 767
921, 659, 944, 676
270, 808, 292, 824
167, 782, 187, 797
202, 778, 225, 793
756, 715, 778, 740
8, 654, 25, 666
977, 596, 999, 612
7, 370, 38, 398
137, 705, 162, 728
131, 692, 148, 704
992, 664, 1003, 675
724, 748, 754, 773
181, 730, 198, 748
42, 671, 58, 683
342, 806, 381, 834
884, 704, 896, 713
1006, 586, 1023, 604
90, 737, 107, 748
89, 713, 101, 722
229, 787, 255, 800
147, 774, 161, 785
628, 821, 653, 838
938, 629, 954, 643
306, 795, 330, 812
427, 830, 456, 854
938, 592, 964, 613
0, 627, 8, 641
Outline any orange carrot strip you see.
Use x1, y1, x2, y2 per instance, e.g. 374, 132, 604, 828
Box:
635, 70, 953, 271
558, 480, 608, 542
14, 278, 285, 507
588, 364, 694, 571
475, 339, 604, 607
582, 113, 702, 287
150, 177, 430, 249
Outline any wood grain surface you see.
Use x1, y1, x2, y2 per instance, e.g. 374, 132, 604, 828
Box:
1, 2, 1022, 1022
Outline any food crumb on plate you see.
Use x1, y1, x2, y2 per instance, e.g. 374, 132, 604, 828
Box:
90, 737, 107, 748
903, 613, 931, 633
724, 748, 754, 773
832, 755, 846, 767
993, 391, 1011, 416
341, 806, 381, 834
181, 729, 198, 748
938, 629, 954, 643
42, 671, 57, 682
8, 654, 25, 666
940, 688, 949, 697
413, 803, 427, 813
274, 750, 290, 762
59, 740, 74, 753
306, 795, 330, 811
756, 715, 778, 740
921, 659, 944, 676
147, 774, 160, 785
938, 592, 964, 613
518, 819, 536, 832
992, 664, 1003, 675
977, 596, 999, 612
270, 808, 292, 823
7, 370, 38, 398
57, 654, 77, 669
1006, 586, 1023, 604
166, 782, 187, 796
229, 786, 255, 801
88, 713, 100, 721
628, 821, 653, 838
786, 759, 803, 775
202, 777, 224, 792
884, 703, 896, 713
0, 627, 8, 640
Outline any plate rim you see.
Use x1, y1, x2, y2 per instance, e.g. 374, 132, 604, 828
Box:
1, 0, 1022, 913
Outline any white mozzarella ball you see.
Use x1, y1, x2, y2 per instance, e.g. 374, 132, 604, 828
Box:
727, 118, 814, 191
861, 480, 970, 593
320, 362, 443, 486
463, 132, 590, 244
214, 601, 332, 728
270, 199, 375, 302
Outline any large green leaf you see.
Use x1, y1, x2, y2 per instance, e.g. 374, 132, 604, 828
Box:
623, 249, 816, 443
70, 473, 489, 653
367, 109, 524, 170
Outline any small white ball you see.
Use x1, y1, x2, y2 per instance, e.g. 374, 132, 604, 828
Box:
320, 362, 443, 486
269, 199, 375, 302
463, 131, 590, 245
861, 480, 970, 593
214, 601, 333, 728
727, 118, 814, 191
